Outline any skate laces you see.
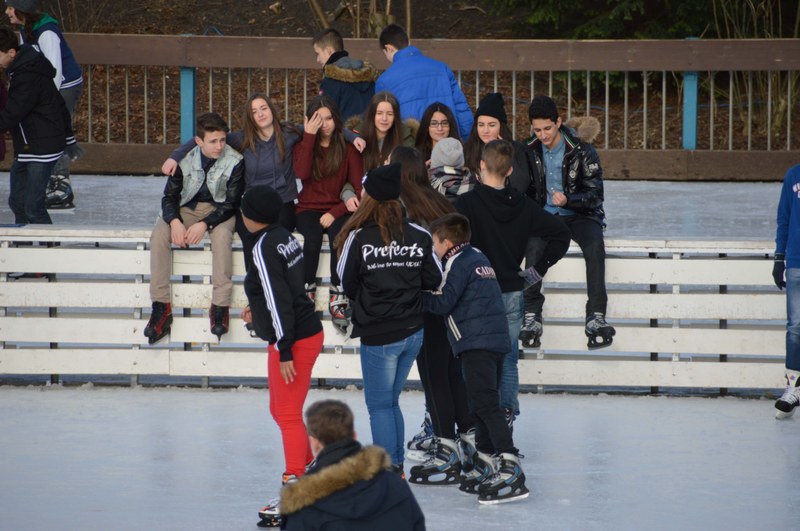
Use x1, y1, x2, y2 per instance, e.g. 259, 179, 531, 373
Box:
522, 313, 537, 329
586, 313, 608, 331
778, 385, 800, 405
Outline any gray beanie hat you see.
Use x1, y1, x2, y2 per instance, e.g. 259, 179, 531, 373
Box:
6, 0, 40, 13
430, 137, 464, 169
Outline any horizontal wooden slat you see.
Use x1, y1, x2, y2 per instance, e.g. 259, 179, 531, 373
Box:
66, 34, 800, 72
519, 359, 785, 389
0, 348, 170, 374
0, 247, 151, 275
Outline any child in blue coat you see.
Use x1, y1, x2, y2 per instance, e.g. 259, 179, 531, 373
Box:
423, 213, 529, 505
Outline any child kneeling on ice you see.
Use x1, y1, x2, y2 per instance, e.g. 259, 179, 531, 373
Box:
423, 213, 529, 504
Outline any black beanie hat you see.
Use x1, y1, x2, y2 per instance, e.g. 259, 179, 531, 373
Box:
363, 163, 401, 201
240, 185, 283, 224
475, 93, 507, 124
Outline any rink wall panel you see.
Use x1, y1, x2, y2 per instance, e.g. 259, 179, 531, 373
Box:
0, 225, 785, 390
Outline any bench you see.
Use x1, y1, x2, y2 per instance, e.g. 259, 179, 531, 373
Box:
0, 225, 784, 390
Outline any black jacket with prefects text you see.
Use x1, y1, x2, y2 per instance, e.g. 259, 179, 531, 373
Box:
160, 145, 245, 230
525, 116, 606, 226
244, 225, 323, 361
0, 44, 75, 163
455, 183, 570, 293
280, 439, 425, 530
337, 220, 443, 344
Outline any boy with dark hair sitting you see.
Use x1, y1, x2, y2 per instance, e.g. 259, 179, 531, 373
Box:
279, 399, 425, 530
423, 212, 529, 504
144, 112, 244, 344
312, 27, 377, 122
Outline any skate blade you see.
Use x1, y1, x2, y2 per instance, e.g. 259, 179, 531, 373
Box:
587, 340, 613, 350
478, 490, 530, 505
145, 331, 170, 345
775, 409, 796, 419
408, 472, 460, 486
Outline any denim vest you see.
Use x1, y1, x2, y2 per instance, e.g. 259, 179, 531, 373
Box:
178, 144, 243, 206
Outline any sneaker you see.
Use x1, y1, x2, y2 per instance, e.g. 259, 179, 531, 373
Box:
304, 282, 317, 303
257, 473, 296, 528
391, 463, 406, 481
519, 312, 543, 348
478, 452, 529, 505
328, 287, 351, 335
143, 302, 172, 344
45, 174, 75, 210
209, 304, 229, 340
775, 383, 800, 419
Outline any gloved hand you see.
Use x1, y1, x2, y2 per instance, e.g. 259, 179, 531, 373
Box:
518, 266, 543, 287
773, 253, 786, 290
65, 143, 84, 161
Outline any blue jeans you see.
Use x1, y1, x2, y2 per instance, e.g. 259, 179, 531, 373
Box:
786, 268, 800, 371
8, 160, 55, 224
500, 291, 523, 416
360, 328, 423, 465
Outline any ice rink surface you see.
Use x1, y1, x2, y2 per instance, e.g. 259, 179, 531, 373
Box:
2, 386, 800, 531
0, 174, 793, 529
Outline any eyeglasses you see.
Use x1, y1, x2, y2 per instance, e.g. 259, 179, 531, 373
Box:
429, 120, 450, 129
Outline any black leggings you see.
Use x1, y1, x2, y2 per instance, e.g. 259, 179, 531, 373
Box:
416, 312, 473, 440
294, 210, 350, 286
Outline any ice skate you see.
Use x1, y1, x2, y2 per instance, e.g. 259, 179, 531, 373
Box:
478, 452, 529, 505
458, 428, 477, 471
775, 373, 800, 419
209, 304, 229, 340
257, 473, 296, 528
585, 312, 616, 350
409, 438, 462, 485
143, 302, 172, 344
519, 312, 543, 348
407, 412, 433, 450
328, 287, 351, 335
45, 174, 75, 210
459, 451, 494, 496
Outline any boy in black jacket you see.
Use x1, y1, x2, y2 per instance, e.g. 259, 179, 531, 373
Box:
455, 140, 570, 429
424, 213, 529, 504
280, 399, 425, 530
0, 28, 77, 225
239, 185, 324, 528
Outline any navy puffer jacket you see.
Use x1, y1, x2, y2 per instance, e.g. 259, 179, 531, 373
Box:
423, 243, 510, 356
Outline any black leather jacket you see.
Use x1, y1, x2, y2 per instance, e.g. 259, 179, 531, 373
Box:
524, 117, 606, 227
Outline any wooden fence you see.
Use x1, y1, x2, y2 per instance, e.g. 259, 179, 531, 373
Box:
1, 35, 798, 180
0, 225, 784, 391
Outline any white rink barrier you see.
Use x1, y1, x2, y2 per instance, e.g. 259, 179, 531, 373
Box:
0, 225, 784, 390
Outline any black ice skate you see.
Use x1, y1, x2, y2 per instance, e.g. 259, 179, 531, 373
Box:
775, 375, 800, 419
459, 451, 494, 495
209, 304, 229, 340
585, 312, 616, 350
519, 312, 543, 348
405, 411, 434, 461
45, 174, 75, 210
477, 452, 529, 505
409, 437, 461, 485
143, 302, 172, 344
257, 473, 296, 527
458, 428, 477, 471
328, 287, 351, 335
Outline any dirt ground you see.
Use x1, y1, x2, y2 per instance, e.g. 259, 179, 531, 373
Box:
62, 0, 523, 39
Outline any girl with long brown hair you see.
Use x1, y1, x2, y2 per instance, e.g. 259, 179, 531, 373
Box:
335, 163, 442, 478
414, 102, 462, 165
293, 95, 363, 332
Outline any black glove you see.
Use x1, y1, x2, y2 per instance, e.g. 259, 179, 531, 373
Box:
65, 143, 84, 161
773, 253, 786, 290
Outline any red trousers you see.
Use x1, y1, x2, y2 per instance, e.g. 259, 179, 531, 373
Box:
268, 330, 323, 477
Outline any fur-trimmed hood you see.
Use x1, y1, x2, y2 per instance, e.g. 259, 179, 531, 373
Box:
324, 57, 379, 84
281, 445, 391, 515
564, 115, 600, 144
